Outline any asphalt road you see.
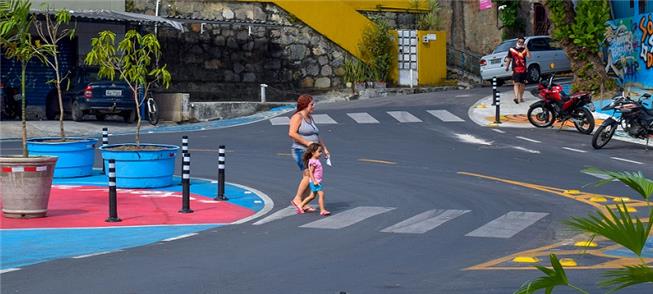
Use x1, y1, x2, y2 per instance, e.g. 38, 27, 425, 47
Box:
1, 87, 652, 293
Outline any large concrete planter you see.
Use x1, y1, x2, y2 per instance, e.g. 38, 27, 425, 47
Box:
99, 143, 179, 188
27, 137, 97, 178
0, 156, 58, 218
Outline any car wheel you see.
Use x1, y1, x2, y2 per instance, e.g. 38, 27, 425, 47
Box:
95, 113, 106, 121
71, 101, 84, 122
527, 65, 540, 83
123, 110, 135, 123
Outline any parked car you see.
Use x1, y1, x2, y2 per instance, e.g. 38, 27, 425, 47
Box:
45, 67, 136, 122
480, 36, 571, 86
0, 82, 20, 120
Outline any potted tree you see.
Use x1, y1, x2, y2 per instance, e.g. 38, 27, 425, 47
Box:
358, 19, 396, 89
25, 6, 98, 178
0, 0, 58, 218
85, 29, 176, 188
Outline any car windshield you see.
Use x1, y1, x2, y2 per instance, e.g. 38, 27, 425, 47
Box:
493, 40, 516, 54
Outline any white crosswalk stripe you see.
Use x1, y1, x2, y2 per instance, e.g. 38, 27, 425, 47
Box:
269, 117, 290, 125
312, 114, 337, 124
380, 209, 470, 234
300, 206, 395, 229
465, 211, 548, 238
252, 206, 296, 225
347, 112, 380, 124
427, 110, 465, 122
387, 111, 422, 123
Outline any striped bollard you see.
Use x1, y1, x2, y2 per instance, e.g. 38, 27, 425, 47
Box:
181, 136, 189, 155
179, 153, 193, 213
214, 145, 228, 201
106, 159, 121, 222
494, 90, 502, 124
101, 128, 109, 172
491, 77, 497, 106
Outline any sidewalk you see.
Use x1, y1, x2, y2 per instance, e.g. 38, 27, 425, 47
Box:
0, 171, 272, 271
468, 87, 650, 146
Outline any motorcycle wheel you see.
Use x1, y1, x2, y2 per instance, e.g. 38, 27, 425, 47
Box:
591, 124, 616, 149
527, 105, 554, 128
572, 108, 595, 134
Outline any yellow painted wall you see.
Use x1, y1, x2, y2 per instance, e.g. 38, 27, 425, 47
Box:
417, 30, 446, 85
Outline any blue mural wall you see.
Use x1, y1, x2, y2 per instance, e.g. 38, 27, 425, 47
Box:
605, 12, 653, 92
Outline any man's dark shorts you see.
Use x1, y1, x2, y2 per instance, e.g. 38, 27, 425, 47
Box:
512, 72, 528, 84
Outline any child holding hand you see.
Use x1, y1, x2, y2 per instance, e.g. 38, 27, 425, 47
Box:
298, 143, 330, 216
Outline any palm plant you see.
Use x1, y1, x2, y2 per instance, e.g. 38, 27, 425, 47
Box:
516, 168, 653, 293
84, 30, 171, 145
30, 6, 75, 140
0, 0, 39, 157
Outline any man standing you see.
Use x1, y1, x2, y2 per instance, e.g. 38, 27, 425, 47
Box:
504, 36, 531, 104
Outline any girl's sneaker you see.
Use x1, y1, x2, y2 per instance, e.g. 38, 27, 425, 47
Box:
320, 210, 331, 216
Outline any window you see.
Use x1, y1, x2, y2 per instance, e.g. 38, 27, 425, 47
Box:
640, 0, 646, 13
493, 40, 516, 53
548, 39, 562, 50
527, 38, 550, 51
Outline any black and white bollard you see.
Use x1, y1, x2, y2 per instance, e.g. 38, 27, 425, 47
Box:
106, 159, 121, 222
179, 153, 193, 213
491, 77, 497, 106
181, 136, 189, 155
101, 128, 109, 172
214, 145, 229, 201
494, 90, 502, 124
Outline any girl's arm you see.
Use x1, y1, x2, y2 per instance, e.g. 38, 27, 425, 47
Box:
288, 114, 313, 147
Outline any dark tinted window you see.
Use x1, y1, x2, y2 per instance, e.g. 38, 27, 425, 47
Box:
548, 39, 562, 50
527, 38, 550, 51
493, 40, 516, 53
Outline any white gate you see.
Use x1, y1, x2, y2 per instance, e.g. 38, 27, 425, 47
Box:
397, 30, 418, 86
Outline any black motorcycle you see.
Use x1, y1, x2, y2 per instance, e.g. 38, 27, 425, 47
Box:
0, 83, 20, 120
592, 92, 653, 149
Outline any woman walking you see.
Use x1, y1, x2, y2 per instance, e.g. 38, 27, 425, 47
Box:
288, 94, 330, 213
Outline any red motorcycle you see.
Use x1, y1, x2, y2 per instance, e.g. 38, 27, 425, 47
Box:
527, 74, 595, 134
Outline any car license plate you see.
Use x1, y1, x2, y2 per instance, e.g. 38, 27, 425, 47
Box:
105, 89, 122, 97
490, 58, 501, 64
585, 104, 595, 112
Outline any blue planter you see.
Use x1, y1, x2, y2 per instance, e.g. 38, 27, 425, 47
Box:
27, 137, 97, 178
99, 143, 179, 188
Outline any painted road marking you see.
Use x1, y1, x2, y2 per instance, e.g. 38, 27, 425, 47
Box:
381, 209, 470, 234
454, 133, 493, 145
300, 206, 395, 229
269, 117, 290, 125
610, 157, 643, 165
162, 233, 198, 242
0, 268, 21, 274
347, 112, 380, 124
515, 136, 541, 143
427, 110, 465, 122
491, 129, 506, 134
512, 146, 541, 154
73, 251, 116, 259
387, 111, 422, 123
312, 114, 337, 124
252, 206, 296, 225
562, 147, 587, 153
358, 158, 397, 165
465, 211, 548, 238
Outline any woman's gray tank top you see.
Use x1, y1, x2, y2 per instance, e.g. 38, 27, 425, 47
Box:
291, 116, 319, 150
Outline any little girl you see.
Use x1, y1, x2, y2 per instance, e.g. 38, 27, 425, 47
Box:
298, 143, 330, 216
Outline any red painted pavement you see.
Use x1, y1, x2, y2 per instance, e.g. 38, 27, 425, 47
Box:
1, 185, 255, 229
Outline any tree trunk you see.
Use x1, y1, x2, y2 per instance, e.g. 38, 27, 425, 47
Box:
54, 55, 65, 140
21, 62, 28, 158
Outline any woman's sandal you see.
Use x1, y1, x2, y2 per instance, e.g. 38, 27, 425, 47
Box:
320, 210, 331, 216
304, 206, 316, 213
291, 201, 304, 214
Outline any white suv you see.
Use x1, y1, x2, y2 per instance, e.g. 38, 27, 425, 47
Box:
480, 36, 571, 85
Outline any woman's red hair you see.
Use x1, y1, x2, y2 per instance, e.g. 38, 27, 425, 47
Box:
295, 94, 313, 113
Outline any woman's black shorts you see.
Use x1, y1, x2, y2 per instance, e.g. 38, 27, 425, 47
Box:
512, 72, 528, 84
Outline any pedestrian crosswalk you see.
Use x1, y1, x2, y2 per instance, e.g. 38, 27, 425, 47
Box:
253, 206, 548, 239
269, 110, 465, 125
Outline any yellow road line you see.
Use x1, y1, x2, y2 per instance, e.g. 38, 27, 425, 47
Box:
458, 171, 653, 271
358, 158, 397, 165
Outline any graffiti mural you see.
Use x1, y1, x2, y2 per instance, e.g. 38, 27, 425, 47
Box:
606, 12, 653, 91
